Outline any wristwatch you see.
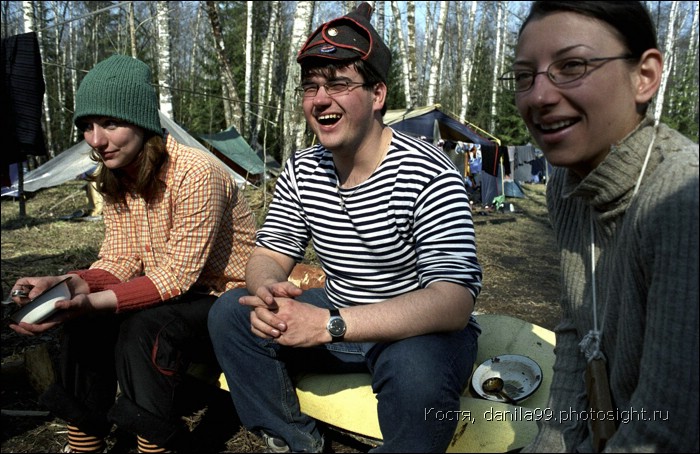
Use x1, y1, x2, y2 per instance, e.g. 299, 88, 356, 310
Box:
326, 308, 346, 342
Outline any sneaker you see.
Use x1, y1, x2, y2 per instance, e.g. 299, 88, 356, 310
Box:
61, 442, 106, 453
262, 432, 290, 453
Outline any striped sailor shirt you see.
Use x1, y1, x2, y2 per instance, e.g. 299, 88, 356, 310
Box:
258, 129, 482, 311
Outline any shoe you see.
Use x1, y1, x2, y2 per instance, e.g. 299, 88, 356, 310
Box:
75, 215, 103, 222
61, 442, 106, 453
262, 432, 290, 453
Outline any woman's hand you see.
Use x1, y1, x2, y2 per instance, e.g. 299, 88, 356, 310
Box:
9, 291, 117, 336
10, 275, 90, 303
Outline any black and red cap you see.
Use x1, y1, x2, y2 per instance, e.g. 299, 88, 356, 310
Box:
297, 2, 392, 82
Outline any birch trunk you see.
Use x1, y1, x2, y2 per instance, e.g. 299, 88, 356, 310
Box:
205, 0, 244, 131
406, 1, 417, 107
129, 2, 137, 58
255, 1, 280, 142
426, 1, 448, 105
51, 2, 65, 143
182, 3, 203, 128
68, 17, 79, 143
390, 1, 411, 107
681, 3, 699, 123
374, 1, 385, 42
459, 1, 477, 121
244, 1, 254, 142
156, 1, 173, 120
653, 1, 678, 122
281, 0, 314, 163
489, 1, 504, 133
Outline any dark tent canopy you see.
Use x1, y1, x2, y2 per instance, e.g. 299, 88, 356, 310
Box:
383, 104, 498, 149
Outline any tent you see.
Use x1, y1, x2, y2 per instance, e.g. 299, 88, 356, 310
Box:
199, 126, 265, 182
384, 104, 498, 149
1, 112, 248, 197
384, 104, 501, 180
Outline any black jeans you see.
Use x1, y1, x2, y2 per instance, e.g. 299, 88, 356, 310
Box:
40, 292, 218, 448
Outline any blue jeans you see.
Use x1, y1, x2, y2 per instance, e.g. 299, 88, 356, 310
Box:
208, 288, 479, 453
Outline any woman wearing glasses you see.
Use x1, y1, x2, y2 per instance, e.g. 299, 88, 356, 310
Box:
504, 2, 698, 452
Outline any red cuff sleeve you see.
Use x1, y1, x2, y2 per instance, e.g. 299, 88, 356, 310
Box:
68, 269, 121, 292
105, 276, 162, 312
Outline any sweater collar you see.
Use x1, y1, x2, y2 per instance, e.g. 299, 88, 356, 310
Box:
561, 116, 656, 214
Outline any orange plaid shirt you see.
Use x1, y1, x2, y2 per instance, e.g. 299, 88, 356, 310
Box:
89, 134, 256, 311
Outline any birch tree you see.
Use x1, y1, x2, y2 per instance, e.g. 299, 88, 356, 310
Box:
244, 1, 254, 141
128, 2, 137, 57
254, 1, 280, 143
68, 17, 79, 143
390, 1, 412, 107
406, 1, 418, 107
156, 1, 173, 119
489, 1, 504, 132
459, 1, 478, 121
374, 1, 385, 43
653, 1, 678, 122
281, 0, 314, 163
49, 1, 67, 143
205, 1, 244, 131
426, 1, 448, 105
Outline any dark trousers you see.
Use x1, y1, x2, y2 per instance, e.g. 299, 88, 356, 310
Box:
39, 292, 218, 448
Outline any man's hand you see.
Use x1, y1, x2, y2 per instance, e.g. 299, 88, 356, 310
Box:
244, 297, 329, 347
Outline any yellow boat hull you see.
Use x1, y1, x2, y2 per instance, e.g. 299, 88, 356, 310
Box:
219, 313, 556, 452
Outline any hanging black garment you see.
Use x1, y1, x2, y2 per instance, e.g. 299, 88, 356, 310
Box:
480, 144, 511, 177
1, 31, 47, 185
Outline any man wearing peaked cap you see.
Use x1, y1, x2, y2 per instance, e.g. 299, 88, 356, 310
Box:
209, 2, 482, 452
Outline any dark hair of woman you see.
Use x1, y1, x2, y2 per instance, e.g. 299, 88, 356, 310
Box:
89, 132, 168, 205
520, 1, 659, 59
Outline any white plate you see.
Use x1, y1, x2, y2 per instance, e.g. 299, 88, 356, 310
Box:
471, 354, 543, 403
9, 277, 72, 324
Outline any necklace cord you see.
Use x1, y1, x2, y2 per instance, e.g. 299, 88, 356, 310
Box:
579, 123, 658, 362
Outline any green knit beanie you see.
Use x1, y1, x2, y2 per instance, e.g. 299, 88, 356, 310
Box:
74, 55, 162, 136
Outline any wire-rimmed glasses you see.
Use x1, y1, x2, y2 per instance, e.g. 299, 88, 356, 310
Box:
295, 80, 371, 98
498, 54, 635, 92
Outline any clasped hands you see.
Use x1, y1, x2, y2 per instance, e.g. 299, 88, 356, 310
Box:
239, 280, 330, 347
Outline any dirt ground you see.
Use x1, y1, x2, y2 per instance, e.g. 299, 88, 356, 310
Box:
1, 181, 560, 453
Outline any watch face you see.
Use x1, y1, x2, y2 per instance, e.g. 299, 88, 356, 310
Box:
328, 317, 346, 336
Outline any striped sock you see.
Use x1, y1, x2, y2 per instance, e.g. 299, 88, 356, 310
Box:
137, 435, 169, 453
66, 425, 105, 452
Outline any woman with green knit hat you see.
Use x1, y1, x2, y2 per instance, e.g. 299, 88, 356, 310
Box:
8, 55, 257, 453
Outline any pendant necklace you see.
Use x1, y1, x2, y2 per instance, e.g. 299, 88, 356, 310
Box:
336, 130, 391, 211
579, 123, 657, 452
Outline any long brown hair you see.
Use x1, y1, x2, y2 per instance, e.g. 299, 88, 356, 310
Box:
89, 132, 168, 206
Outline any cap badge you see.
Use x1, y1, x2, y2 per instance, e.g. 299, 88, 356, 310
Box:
328, 28, 339, 37
320, 45, 337, 54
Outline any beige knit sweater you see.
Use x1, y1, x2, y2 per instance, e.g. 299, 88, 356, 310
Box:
524, 118, 699, 452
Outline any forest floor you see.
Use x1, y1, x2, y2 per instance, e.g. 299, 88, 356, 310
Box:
1, 180, 560, 453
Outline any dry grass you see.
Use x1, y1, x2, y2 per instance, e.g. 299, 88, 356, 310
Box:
1, 180, 561, 453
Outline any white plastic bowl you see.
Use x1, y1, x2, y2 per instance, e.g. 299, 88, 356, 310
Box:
9, 277, 71, 324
